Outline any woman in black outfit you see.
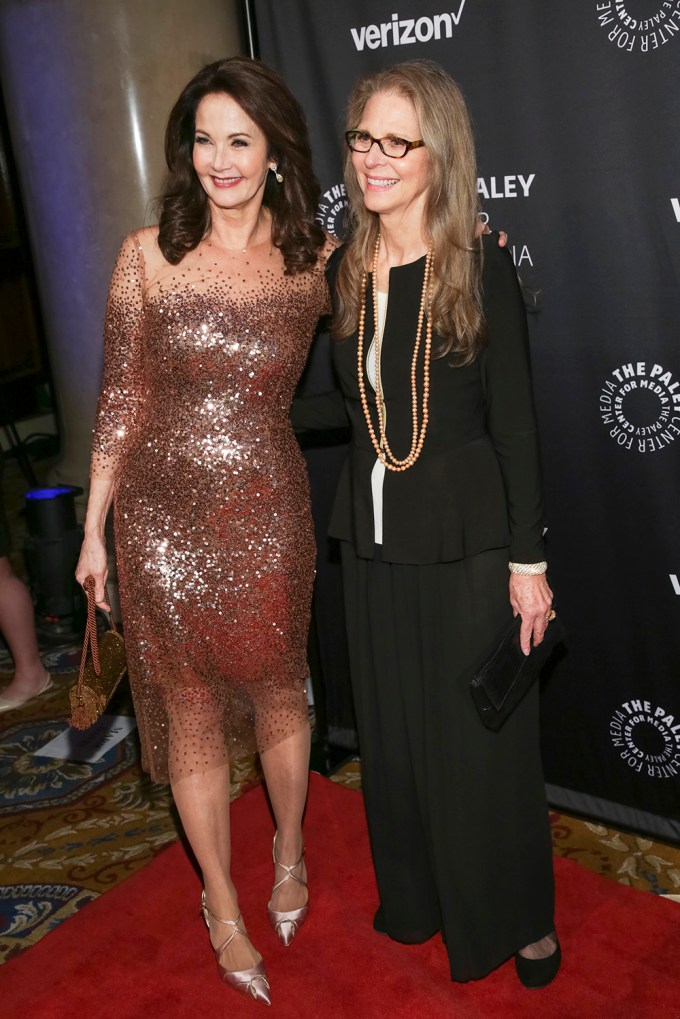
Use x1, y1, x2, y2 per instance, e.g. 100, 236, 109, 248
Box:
294, 60, 560, 988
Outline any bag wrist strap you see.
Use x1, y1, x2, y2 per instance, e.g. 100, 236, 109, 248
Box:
78, 576, 115, 686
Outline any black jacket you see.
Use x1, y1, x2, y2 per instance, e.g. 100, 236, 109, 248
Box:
292, 234, 545, 565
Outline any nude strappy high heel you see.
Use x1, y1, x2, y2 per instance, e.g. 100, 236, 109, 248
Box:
201, 891, 271, 1005
266, 832, 309, 947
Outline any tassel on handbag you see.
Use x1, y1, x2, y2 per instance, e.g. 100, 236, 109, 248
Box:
69, 575, 127, 730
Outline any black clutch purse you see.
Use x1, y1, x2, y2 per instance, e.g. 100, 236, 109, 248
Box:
470, 614, 566, 731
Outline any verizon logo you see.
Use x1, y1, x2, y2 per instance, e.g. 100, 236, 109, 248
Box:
350, 4, 466, 51
670, 574, 680, 595
671, 198, 680, 222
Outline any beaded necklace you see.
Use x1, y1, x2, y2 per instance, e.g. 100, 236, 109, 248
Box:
356, 235, 433, 472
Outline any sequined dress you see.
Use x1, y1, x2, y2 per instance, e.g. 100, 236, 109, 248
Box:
92, 229, 330, 783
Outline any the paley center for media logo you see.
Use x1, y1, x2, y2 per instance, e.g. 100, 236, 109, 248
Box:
610, 698, 680, 779
595, 1, 680, 52
599, 361, 680, 453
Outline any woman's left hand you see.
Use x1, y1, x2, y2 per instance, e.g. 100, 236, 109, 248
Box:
479, 220, 508, 247
509, 573, 554, 656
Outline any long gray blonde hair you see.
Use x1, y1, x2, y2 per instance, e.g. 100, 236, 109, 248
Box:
333, 60, 485, 363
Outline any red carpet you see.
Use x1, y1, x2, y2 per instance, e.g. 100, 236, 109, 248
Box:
2, 773, 679, 1019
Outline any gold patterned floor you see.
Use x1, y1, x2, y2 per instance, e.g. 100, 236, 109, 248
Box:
1, 673, 678, 966
329, 758, 680, 899
0, 673, 262, 963
1, 454, 678, 965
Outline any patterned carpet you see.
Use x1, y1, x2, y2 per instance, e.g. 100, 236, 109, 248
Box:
330, 759, 680, 898
0, 451, 265, 962
0, 456, 678, 965
0, 669, 261, 964
1, 670, 679, 966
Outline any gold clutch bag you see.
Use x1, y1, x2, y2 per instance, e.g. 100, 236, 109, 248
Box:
69, 576, 127, 730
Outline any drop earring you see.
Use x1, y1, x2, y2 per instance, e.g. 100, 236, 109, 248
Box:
271, 165, 283, 184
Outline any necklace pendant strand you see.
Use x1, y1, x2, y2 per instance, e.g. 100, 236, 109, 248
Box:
356, 234, 433, 472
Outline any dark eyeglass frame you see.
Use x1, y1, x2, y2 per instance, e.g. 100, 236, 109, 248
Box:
345, 130, 426, 159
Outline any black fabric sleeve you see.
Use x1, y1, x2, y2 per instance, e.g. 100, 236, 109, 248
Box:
291, 243, 350, 433
291, 388, 350, 432
481, 238, 546, 563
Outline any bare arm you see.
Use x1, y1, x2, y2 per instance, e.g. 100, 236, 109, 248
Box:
75, 476, 115, 611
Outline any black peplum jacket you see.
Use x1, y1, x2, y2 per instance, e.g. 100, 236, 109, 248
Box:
292, 233, 546, 566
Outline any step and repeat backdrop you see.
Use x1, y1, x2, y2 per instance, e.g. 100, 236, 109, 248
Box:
252, 0, 680, 840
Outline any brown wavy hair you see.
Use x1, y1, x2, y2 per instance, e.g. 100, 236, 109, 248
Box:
334, 60, 485, 362
157, 57, 324, 274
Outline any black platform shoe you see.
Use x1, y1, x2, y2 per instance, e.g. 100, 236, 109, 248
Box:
515, 935, 561, 989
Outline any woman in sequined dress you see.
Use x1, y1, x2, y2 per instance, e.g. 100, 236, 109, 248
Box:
76, 58, 335, 1004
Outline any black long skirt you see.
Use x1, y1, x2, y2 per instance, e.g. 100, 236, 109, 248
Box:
340, 542, 555, 982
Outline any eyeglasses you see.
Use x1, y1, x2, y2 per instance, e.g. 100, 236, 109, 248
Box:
345, 130, 426, 159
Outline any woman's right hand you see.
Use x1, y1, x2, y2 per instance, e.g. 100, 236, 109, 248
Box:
75, 534, 111, 612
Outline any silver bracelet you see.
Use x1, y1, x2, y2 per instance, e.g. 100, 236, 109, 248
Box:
508, 561, 548, 575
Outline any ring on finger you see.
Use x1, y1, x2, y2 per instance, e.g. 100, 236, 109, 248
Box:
546, 609, 556, 623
